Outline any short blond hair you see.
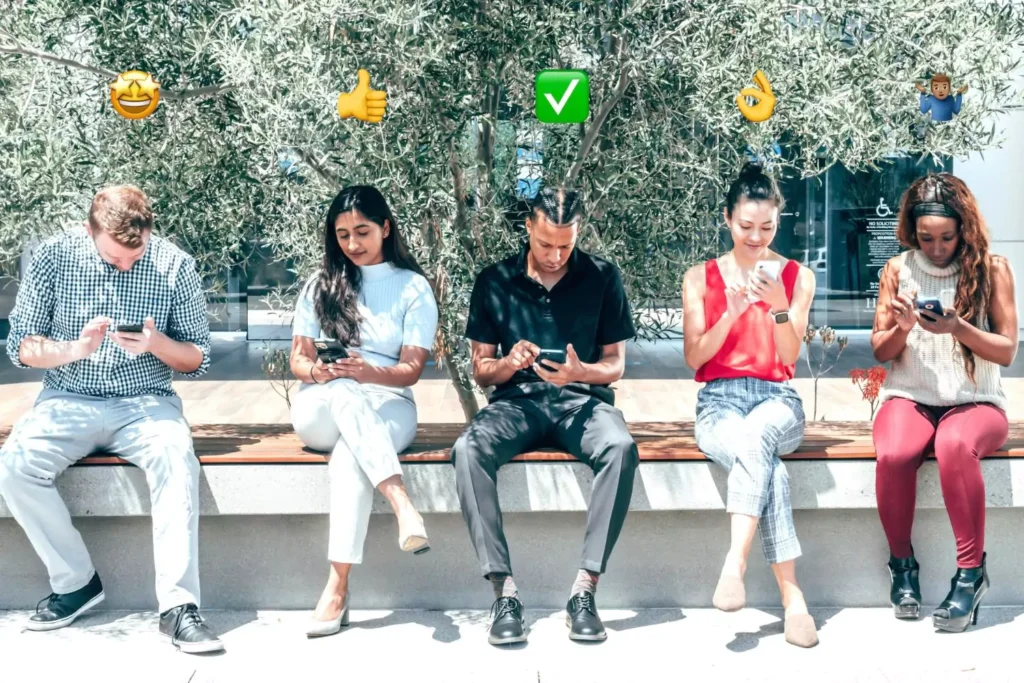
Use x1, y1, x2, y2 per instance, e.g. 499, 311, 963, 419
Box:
88, 185, 153, 248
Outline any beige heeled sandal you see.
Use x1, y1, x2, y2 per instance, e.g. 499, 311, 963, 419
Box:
306, 594, 350, 638
398, 513, 430, 554
784, 613, 819, 648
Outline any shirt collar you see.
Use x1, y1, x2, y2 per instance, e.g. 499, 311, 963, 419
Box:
359, 261, 399, 282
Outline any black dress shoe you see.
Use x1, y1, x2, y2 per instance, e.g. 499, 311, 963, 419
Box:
888, 553, 922, 620
159, 604, 225, 654
933, 553, 989, 633
27, 572, 105, 632
566, 591, 607, 642
488, 596, 527, 645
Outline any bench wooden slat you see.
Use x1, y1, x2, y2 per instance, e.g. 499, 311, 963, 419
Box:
3, 422, 1024, 466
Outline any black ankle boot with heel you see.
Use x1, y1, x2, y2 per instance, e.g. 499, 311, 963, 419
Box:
888, 553, 922, 620
933, 552, 989, 633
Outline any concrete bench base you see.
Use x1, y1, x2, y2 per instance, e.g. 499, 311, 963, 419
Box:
4, 508, 1024, 610
2, 459, 1024, 610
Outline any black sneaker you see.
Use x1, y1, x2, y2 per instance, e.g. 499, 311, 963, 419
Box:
159, 604, 225, 654
566, 591, 607, 641
488, 596, 527, 645
27, 572, 105, 632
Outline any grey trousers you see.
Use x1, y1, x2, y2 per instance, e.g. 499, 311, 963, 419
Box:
0, 389, 200, 613
452, 383, 638, 577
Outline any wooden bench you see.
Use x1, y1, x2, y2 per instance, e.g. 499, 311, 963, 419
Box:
2, 421, 1022, 466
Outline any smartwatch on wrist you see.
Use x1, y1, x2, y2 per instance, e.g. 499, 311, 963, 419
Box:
772, 310, 790, 324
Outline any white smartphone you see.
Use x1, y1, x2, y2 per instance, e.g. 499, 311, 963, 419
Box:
748, 260, 782, 302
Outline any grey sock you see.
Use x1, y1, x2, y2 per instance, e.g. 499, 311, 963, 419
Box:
488, 573, 518, 600
571, 569, 599, 598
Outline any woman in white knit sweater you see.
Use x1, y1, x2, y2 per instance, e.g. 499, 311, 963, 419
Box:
871, 173, 1017, 633
288, 186, 439, 637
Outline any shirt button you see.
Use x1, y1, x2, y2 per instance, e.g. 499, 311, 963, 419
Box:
545, 297, 551, 304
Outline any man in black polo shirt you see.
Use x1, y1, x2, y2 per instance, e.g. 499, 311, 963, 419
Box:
452, 187, 638, 645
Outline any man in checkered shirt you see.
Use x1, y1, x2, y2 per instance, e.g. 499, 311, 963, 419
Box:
0, 186, 224, 654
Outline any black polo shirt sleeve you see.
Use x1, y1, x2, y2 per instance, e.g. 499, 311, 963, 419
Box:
465, 268, 501, 345
597, 265, 636, 346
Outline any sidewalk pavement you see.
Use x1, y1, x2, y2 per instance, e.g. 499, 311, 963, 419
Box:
1, 607, 1021, 683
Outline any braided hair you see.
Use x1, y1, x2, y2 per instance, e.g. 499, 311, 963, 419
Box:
529, 186, 583, 225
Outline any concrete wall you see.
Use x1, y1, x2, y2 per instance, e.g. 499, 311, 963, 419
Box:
3, 509, 1023, 611
2, 460, 1024, 610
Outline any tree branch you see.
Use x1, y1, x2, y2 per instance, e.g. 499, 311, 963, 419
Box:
293, 147, 340, 187
0, 43, 235, 100
0, 43, 116, 79
566, 38, 632, 185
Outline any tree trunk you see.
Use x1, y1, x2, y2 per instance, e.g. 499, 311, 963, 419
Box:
443, 346, 480, 421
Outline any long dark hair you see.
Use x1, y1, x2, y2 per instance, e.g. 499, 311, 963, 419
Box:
896, 173, 990, 382
725, 162, 785, 218
314, 186, 425, 345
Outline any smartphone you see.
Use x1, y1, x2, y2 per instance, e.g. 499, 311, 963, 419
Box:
916, 298, 945, 316
747, 260, 782, 303
535, 348, 567, 370
754, 260, 782, 280
115, 323, 144, 333
313, 339, 350, 363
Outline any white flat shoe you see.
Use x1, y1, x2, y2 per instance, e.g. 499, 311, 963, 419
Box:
399, 514, 430, 555
306, 595, 350, 638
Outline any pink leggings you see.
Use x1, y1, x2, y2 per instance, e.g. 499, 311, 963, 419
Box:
873, 398, 1008, 568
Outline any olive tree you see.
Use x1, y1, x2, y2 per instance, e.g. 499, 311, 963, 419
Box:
3, 0, 1023, 419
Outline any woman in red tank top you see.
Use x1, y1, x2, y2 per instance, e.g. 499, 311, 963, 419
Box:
682, 162, 817, 647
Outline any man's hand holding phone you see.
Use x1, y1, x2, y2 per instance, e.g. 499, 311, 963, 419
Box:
109, 317, 159, 355
533, 344, 584, 386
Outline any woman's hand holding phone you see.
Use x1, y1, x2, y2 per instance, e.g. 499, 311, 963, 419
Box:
313, 351, 375, 383
916, 300, 959, 335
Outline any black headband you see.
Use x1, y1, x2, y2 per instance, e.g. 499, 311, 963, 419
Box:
912, 202, 959, 219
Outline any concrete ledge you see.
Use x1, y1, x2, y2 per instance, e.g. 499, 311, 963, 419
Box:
2, 459, 1024, 517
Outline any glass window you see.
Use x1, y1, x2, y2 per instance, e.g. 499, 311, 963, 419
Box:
772, 155, 952, 329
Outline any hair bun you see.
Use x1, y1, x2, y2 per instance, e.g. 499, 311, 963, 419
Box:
739, 161, 765, 179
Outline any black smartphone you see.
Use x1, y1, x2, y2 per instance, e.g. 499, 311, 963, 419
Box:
314, 339, 349, 363
535, 348, 567, 370
115, 323, 144, 333
916, 298, 944, 316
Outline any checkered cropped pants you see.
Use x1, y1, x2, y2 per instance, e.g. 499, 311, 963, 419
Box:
695, 377, 805, 565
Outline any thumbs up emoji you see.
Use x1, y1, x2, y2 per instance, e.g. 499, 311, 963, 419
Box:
337, 69, 387, 123
736, 70, 777, 123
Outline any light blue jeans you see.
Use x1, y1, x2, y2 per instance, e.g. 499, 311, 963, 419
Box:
0, 389, 199, 612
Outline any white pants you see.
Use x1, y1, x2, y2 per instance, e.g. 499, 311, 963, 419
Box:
0, 389, 200, 613
291, 379, 418, 564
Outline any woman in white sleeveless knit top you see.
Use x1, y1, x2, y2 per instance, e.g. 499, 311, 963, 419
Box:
871, 173, 1017, 633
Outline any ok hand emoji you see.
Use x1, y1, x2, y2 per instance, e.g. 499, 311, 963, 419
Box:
337, 69, 387, 123
736, 70, 777, 123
